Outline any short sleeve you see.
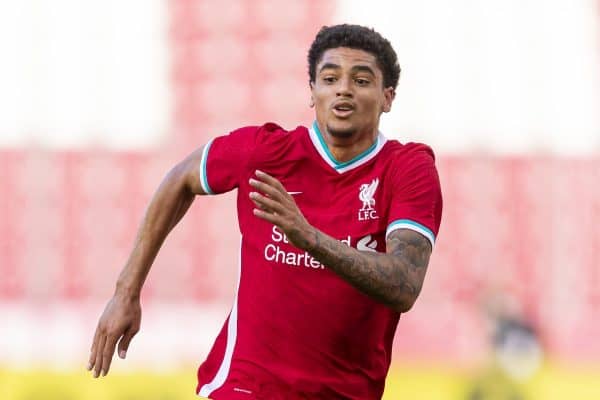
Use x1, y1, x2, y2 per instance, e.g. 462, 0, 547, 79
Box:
386, 146, 443, 248
199, 126, 260, 194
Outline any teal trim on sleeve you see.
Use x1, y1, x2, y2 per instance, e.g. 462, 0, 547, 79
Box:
200, 139, 215, 195
386, 219, 436, 246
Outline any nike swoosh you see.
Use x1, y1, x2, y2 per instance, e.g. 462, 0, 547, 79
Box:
287, 191, 303, 195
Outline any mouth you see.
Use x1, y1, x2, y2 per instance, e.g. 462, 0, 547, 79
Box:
332, 101, 355, 118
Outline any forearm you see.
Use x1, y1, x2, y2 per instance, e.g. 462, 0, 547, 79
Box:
115, 169, 195, 298
305, 229, 427, 312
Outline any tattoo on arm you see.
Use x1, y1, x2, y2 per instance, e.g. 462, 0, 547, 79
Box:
308, 229, 432, 312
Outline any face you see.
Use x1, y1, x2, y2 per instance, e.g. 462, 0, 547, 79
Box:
310, 47, 395, 139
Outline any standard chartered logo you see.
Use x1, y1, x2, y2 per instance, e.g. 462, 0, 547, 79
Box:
264, 226, 330, 269
263, 227, 377, 269
264, 243, 324, 269
356, 235, 377, 252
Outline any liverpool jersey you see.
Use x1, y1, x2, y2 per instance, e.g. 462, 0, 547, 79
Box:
196, 122, 443, 399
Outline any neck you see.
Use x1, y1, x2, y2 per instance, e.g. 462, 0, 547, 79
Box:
314, 121, 379, 163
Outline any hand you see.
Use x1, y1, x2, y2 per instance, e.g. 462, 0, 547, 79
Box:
249, 170, 315, 250
87, 293, 141, 378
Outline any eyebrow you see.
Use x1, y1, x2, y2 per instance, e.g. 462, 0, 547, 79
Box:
318, 63, 376, 76
351, 65, 376, 76
318, 62, 341, 73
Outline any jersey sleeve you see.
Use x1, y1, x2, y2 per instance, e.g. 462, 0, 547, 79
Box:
199, 126, 261, 194
386, 146, 443, 248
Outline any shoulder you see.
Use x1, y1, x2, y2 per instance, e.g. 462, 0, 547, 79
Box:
219, 122, 310, 167
384, 140, 437, 171
227, 122, 307, 145
380, 140, 441, 195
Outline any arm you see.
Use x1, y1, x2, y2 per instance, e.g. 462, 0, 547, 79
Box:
88, 146, 207, 378
309, 227, 430, 312
249, 170, 432, 313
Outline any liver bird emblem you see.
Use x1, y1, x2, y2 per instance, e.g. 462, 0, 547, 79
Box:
359, 178, 379, 211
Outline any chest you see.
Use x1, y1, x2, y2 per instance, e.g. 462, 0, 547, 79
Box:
241, 157, 393, 245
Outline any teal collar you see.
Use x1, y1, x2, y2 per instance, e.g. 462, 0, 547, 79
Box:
309, 121, 387, 173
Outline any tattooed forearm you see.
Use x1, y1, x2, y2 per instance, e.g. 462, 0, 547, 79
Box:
307, 229, 432, 312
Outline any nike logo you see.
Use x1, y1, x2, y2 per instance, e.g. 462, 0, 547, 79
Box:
287, 191, 302, 195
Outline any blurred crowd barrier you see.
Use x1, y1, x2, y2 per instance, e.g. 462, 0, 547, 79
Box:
1, 153, 598, 365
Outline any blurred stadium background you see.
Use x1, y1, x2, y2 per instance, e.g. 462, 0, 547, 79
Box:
1, 0, 599, 399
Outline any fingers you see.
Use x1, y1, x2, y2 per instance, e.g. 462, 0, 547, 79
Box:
249, 178, 280, 199
252, 208, 279, 224
255, 170, 283, 189
93, 334, 106, 378
100, 334, 119, 377
88, 326, 100, 372
249, 170, 288, 199
249, 191, 282, 214
117, 326, 138, 359
89, 324, 137, 378
88, 297, 141, 378
249, 170, 299, 225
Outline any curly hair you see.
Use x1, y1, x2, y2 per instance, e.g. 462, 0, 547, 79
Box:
307, 24, 401, 90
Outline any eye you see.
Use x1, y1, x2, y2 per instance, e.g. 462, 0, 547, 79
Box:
322, 76, 337, 84
355, 78, 370, 86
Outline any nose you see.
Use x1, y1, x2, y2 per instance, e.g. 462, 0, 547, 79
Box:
336, 77, 353, 97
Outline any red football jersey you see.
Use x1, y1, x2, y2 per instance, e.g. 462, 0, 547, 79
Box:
196, 122, 442, 399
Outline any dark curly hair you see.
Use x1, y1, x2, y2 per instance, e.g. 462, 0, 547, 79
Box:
307, 24, 401, 90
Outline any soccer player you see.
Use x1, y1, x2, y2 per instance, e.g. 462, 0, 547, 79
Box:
88, 24, 443, 399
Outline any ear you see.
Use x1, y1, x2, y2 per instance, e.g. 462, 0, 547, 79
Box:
382, 87, 395, 113
309, 81, 315, 108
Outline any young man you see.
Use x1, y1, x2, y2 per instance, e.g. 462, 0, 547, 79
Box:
88, 24, 443, 399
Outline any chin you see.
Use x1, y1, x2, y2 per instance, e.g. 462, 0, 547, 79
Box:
326, 122, 356, 139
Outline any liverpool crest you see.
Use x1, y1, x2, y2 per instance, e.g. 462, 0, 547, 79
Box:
358, 178, 379, 221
